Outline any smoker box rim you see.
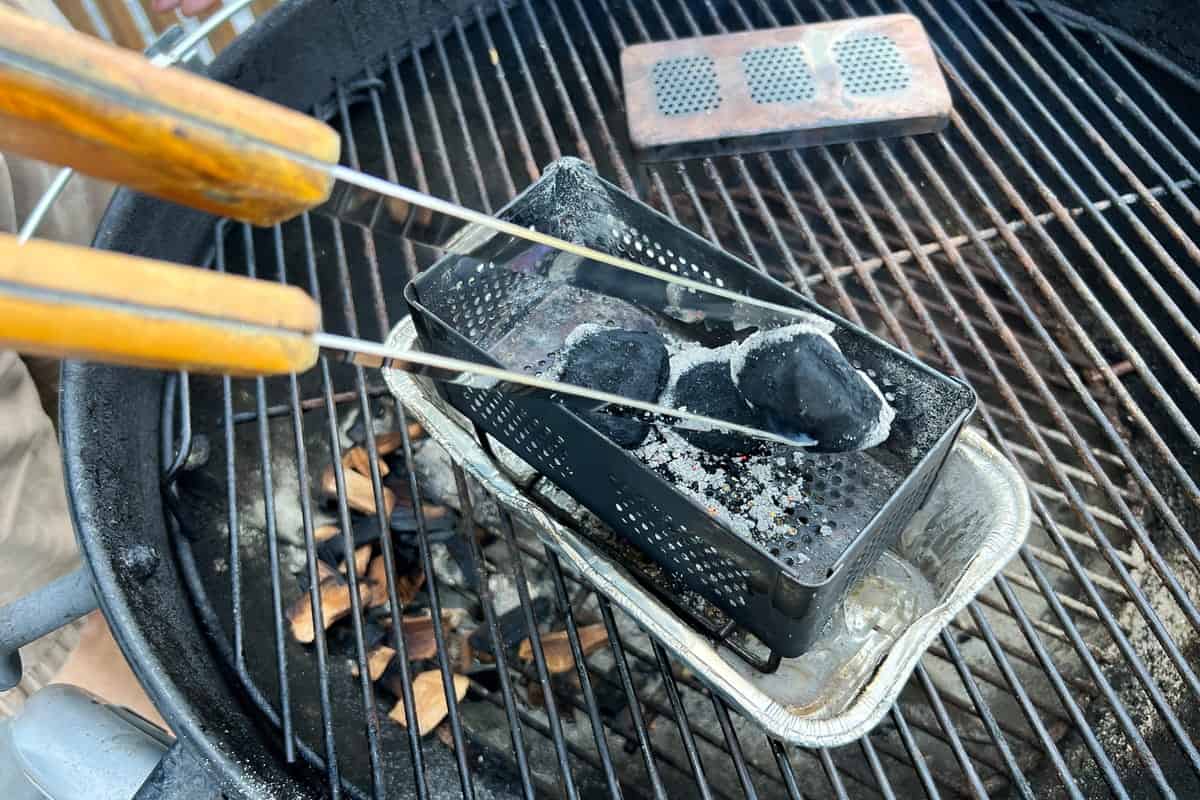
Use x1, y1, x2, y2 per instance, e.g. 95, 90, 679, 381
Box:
406, 156, 976, 589
385, 317, 1030, 746
619, 12, 952, 153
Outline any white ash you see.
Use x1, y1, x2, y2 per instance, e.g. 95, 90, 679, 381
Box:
856, 369, 897, 451
635, 427, 808, 557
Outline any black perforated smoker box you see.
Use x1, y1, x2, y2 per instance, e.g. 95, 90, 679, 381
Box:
407, 158, 975, 656
621, 13, 951, 162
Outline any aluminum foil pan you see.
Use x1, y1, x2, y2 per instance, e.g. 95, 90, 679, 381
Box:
383, 318, 1029, 746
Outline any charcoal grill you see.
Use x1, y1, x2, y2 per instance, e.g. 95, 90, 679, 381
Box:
43, 0, 1200, 797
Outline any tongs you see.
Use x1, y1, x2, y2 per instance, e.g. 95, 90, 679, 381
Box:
0, 9, 819, 447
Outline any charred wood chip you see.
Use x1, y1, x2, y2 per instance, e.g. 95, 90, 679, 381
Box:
320, 464, 396, 516
288, 575, 369, 644
517, 624, 609, 674
316, 516, 401, 568
390, 504, 458, 534
363, 556, 427, 610
343, 446, 389, 478
371, 423, 426, 457
351, 645, 397, 680
469, 597, 553, 656
338, 544, 372, 577
387, 670, 469, 736
397, 613, 440, 661
442, 531, 480, 591
365, 556, 390, 609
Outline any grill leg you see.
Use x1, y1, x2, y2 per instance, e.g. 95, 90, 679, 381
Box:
0, 566, 97, 692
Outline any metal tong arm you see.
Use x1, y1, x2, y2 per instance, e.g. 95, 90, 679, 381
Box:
0, 7, 341, 226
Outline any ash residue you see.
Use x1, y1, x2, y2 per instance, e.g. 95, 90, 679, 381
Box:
635, 428, 809, 562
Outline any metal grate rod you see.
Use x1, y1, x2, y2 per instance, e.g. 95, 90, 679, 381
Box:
276, 220, 343, 795
903, 0, 1200, 680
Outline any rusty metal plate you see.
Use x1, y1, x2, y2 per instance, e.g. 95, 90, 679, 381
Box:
621, 14, 951, 161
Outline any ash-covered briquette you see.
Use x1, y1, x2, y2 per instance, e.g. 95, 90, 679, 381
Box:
558, 325, 670, 448
733, 324, 895, 453
672, 359, 761, 455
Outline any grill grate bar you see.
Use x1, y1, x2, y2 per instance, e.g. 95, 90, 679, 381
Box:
598, 598, 671, 800
913, 663, 991, 798
214, 226, 246, 678
921, 0, 1200, 474
275, 219, 344, 796
859, 107, 1191, 779
980, 580, 1130, 799
651, 640, 717, 800
937, 630, 1037, 798
722, 1, 1072, 791
591, 0, 998, 793
322, 222, 391, 798
538, 0, 636, 193
401, 31, 587, 794
858, 738, 897, 800
327, 85, 434, 798
1087, 23, 1200, 181
490, 527, 1011, 795
894, 0, 1200, 692
965, 0, 1200, 312
451, 18, 518, 200
749, 0, 1197, 792
1019, 3, 1200, 229
589, 1, 917, 793
809, 179, 1198, 284
242, 222, 299, 763
544, 550, 626, 799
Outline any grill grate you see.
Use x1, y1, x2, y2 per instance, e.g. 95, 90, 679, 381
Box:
159, 0, 1200, 797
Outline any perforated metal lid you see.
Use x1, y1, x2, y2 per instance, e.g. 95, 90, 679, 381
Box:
621, 13, 951, 161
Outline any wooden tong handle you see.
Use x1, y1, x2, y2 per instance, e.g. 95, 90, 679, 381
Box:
0, 234, 321, 375
0, 8, 341, 226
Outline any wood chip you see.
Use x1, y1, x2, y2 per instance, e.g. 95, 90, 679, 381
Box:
343, 446, 390, 478
368, 423, 425, 457
399, 613, 441, 661
351, 645, 397, 680
387, 670, 469, 736
320, 465, 396, 516
316, 559, 339, 584
339, 544, 372, 577
517, 624, 609, 674
314, 523, 340, 543
288, 577, 369, 644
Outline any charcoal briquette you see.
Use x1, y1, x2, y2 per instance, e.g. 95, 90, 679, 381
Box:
558, 326, 669, 449
672, 358, 762, 455
732, 325, 894, 452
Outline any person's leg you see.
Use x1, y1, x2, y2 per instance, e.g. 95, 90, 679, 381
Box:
0, 1, 155, 726
0, 351, 85, 718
